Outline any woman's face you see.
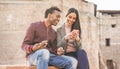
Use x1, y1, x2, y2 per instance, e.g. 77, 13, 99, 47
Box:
66, 12, 76, 27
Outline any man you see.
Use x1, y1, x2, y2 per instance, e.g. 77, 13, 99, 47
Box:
21, 6, 77, 69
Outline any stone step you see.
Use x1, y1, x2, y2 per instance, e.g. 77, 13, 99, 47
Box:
0, 65, 59, 69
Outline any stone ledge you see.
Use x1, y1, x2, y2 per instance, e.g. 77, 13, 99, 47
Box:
0, 1, 42, 4
0, 65, 59, 69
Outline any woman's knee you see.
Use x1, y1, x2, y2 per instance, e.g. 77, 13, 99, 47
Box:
78, 49, 87, 55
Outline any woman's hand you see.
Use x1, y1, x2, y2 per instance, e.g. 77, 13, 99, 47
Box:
64, 29, 80, 41
64, 33, 73, 40
71, 29, 80, 41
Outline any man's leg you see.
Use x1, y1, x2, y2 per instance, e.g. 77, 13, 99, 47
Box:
49, 54, 78, 69
28, 49, 50, 69
61, 55, 78, 69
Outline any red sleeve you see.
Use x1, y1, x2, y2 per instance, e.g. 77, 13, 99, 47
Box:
21, 23, 35, 54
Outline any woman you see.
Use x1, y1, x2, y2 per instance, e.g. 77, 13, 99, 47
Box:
57, 8, 89, 69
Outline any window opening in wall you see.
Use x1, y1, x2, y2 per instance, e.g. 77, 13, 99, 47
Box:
105, 38, 110, 46
111, 24, 116, 28
106, 60, 114, 69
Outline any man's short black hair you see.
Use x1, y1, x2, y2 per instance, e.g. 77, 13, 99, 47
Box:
45, 6, 61, 18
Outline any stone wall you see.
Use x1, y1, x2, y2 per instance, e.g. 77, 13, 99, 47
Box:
97, 11, 120, 69
0, 0, 99, 69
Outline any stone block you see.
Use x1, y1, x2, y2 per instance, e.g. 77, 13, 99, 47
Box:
0, 65, 59, 69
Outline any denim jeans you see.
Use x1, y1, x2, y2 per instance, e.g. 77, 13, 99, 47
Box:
49, 54, 78, 69
28, 49, 77, 69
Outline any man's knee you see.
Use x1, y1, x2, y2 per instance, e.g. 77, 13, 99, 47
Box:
66, 57, 78, 68
71, 57, 78, 68
36, 49, 50, 59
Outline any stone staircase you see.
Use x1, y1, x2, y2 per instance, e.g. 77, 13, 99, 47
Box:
0, 65, 59, 69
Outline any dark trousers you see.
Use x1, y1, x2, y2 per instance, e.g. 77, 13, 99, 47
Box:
63, 49, 89, 69
77, 49, 89, 69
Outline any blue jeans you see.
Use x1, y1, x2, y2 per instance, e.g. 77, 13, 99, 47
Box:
28, 49, 78, 69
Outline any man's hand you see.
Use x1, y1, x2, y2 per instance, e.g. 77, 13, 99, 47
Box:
57, 47, 65, 55
32, 40, 48, 51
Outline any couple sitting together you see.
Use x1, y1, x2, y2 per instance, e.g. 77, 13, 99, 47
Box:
21, 6, 89, 69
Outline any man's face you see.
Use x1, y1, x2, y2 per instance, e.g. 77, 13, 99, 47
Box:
49, 10, 61, 26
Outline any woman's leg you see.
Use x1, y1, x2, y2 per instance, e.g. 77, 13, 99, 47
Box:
77, 49, 89, 69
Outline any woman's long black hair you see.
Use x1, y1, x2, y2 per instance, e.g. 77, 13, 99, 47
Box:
66, 8, 81, 38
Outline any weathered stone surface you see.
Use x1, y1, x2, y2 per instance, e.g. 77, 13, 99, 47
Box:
0, 65, 59, 69
97, 11, 120, 69
0, 0, 100, 69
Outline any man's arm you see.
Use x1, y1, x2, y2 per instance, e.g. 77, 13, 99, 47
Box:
21, 23, 35, 54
